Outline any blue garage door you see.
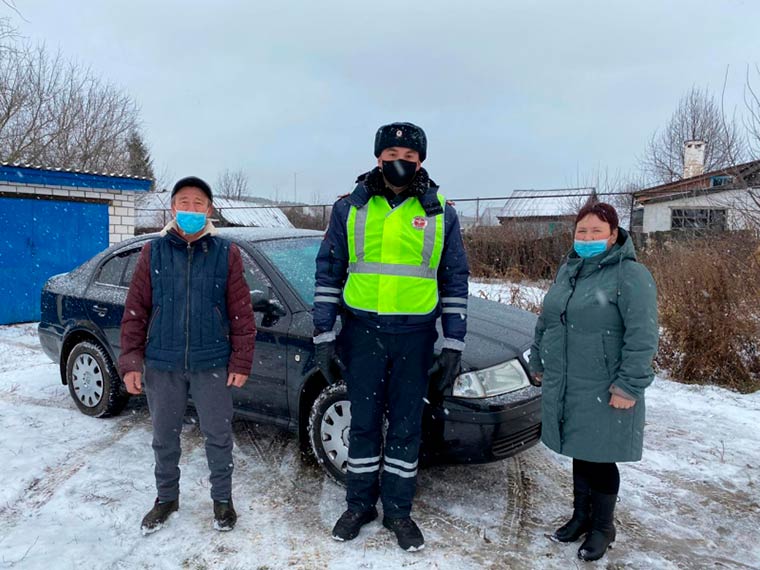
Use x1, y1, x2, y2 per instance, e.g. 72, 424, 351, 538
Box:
0, 197, 109, 324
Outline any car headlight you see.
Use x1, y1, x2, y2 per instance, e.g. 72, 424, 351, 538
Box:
452, 358, 530, 398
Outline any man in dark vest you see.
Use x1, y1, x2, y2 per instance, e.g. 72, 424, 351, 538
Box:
119, 176, 255, 535
313, 123, 469, 551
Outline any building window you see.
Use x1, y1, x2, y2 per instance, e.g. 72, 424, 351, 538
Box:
710, 175, 732, 187
631, 208, 644, 231
671, 209, 726, 230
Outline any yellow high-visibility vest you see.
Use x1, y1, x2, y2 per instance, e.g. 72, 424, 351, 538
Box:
343, 193, 445, 315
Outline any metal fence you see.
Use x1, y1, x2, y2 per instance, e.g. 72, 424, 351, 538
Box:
135, 188, 636, 233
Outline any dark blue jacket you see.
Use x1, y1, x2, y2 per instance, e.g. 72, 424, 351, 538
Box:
144, 231, 232, 371
313, 168, 469, 343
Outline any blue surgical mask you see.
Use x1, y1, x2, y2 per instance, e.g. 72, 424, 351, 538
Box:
176, 211, 207, 234
574, 239, 608, 258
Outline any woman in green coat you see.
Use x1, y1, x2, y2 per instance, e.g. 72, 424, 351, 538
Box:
529, 202, 658, 562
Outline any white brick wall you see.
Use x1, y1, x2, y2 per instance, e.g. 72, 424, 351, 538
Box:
641, 188, 757, 232
1, 180, 139, 244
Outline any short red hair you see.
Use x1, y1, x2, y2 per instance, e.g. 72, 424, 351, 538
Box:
575, 202, 619, 230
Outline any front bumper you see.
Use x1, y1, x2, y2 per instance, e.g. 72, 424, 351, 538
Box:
421, 386, 542, 465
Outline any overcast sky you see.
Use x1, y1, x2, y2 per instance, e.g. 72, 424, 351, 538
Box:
9, 0, 760, 208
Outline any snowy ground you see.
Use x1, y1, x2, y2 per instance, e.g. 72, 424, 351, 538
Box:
1, 282, 759, 569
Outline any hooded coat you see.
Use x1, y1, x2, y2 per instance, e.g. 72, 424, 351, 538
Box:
529, 228, 658, 463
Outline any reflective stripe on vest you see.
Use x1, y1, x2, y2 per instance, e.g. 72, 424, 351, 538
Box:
343, 193, 445, 315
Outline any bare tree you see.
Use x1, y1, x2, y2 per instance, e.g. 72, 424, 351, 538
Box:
0, 16, 17, 52
0, 41, 141, 173
574, 167, 644, 227
216, 168, 249, 199
641, 86, 748, 184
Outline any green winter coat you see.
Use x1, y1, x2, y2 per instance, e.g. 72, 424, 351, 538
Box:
529, 228, 658, 463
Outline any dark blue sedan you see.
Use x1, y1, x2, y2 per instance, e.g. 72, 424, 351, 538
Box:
38, 227, 542, 483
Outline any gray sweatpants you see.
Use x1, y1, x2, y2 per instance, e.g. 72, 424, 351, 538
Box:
143, 367, 234, 502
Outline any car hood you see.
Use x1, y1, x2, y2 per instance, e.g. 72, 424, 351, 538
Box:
436, 296, 538, 372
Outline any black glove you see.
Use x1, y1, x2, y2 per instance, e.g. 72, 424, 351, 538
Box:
428, 348, 462, 393
314, 340, 345, 385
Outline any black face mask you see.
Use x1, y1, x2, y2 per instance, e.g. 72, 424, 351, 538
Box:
382, 159, 418, 188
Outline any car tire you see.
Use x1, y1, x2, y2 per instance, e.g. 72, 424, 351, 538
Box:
66, 341, 129, 418
308, 382, 351, 486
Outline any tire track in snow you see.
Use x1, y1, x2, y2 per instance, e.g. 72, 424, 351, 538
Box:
0, 412, 147, 530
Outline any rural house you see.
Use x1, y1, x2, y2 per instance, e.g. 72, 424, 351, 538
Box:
632, 141, 760, 233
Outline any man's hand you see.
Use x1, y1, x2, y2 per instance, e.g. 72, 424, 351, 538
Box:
124, 371, 142, 395
610, 393, 636, 409
531, 372, 543, 386
429, 348, 462, 393
227, 372, 248, 388
314, 341, 345, 385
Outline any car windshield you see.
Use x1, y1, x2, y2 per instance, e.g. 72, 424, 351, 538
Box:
255, 237, 321, 306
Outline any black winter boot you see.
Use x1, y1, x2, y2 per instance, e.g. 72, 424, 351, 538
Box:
578, 490, 617, 561
213, 499, 237, 531
383, 516, 425, 552
141, 498, 179, 535
331, 507, 378, 541
552, 475, 592, 542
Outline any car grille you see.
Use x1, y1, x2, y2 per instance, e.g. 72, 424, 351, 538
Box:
492, 424, 541, 458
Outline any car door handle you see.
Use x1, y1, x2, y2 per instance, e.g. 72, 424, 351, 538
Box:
92, 304, 109, 317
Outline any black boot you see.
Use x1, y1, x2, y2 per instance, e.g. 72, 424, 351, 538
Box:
141, 498, 179, 535
383, 516, 425, 552
331, 507, 378, 541
213, 499, 237, 531
578, 490, 617, 561
552, 475, 591, 542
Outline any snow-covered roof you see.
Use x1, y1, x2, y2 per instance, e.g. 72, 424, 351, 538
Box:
499, 188, 599, 218
0, 161, 152, 181
212, 197, 293, 228
135, 192, 293, 229
0, 162, 152, 192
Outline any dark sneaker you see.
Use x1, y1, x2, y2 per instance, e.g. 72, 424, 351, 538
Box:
141, 498, 179, 535
383, 516, 425, 552
213, 499, 237, 532
331, 507, 378, 541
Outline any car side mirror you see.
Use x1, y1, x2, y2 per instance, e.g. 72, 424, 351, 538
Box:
250, 289, 286, 317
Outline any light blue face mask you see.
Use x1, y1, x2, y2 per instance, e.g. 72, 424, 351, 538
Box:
176, 211, 207, 234
574, 239, 608, 258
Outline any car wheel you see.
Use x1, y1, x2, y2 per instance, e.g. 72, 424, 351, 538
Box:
66, 341, 129, 418
308, 383, 351, 485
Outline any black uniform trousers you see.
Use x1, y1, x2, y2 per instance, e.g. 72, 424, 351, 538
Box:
338, 315, 437, 519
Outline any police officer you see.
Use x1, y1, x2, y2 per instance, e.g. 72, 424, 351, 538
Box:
313, 122, 469, 551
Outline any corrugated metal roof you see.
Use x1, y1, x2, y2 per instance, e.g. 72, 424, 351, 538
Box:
0, 162, 153, 192
213, 197, 293, 228
0, 161, 152, 181
135, 192, 293, 229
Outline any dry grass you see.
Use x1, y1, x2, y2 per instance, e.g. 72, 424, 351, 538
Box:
640, 233, 760, 393
465, 225, 760, 393
464, 225, 572, 281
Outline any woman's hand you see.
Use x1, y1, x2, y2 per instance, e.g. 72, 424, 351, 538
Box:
609, 394, 636, 409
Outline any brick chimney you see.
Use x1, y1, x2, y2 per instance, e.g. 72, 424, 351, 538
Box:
683, 140, 706, 179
